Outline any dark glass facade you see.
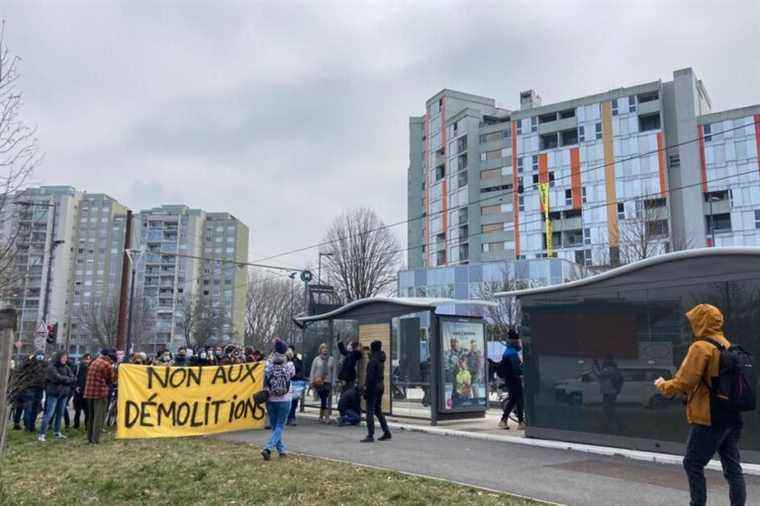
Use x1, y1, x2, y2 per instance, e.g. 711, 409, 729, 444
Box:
518, 251, 760, 463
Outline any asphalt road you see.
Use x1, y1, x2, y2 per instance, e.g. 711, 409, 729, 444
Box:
218, 418, 760, 506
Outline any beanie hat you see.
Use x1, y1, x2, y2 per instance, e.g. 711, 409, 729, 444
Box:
370, 340, 382, 352
274, 339, 288, 355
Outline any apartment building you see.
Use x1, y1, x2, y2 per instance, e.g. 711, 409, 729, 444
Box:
135, 205, 249, 350
407, 68, 760, 269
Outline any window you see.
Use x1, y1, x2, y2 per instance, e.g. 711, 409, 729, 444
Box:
582, 187, 588, 204
628, 96, 636, 113
565, 189, 572, 206
481, 205, 500, 215
480, 169, 499, 180
517, 157, 523, 173
532, 155, 538, 171
612, 100, 618, 116
540, 133, 558, 150
531, 117, 538, 132
539, 112, 557, 124
595, 123, 602, 140
578, 125, 585, 143
617, 202, 625, 220
584, 228, 591, 245
639, 113, 661, 132
481, 223, 503, 234
457, 171, 468, 188
703, 123, 712, 142
646, 220, 669, 238
755, 210, 760, 229
559, 109, 575, 119
637, 91, 659, 103
560, 129, 578, 146
435, 165, 445, 181
669, 153, 680, 168
532, 174, 539, 189
706, 213, 732, 233
518, 195, 525, 212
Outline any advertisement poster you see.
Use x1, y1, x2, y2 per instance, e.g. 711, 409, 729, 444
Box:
441, 319, 487, 411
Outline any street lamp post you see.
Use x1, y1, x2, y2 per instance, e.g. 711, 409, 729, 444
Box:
317, 252, 333, 306
707, 195, 721, 247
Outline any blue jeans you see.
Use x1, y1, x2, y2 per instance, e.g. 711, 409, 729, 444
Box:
265, 400, 291, 455
38, 394, 67, 436
684, 424, 745, 506
23, 389, 43, 431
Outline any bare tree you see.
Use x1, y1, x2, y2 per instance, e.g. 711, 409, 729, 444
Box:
321, 207, 400, 303
177, 295, 225, 348
617, 198, 671, 265
475, 268, 526, 342
74, 294, 155, 351
0, 21, 42, 299
245, 272, 303, 350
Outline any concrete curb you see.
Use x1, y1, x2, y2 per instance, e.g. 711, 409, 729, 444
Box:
297, 411, 760, 477
386, 421, 760, 477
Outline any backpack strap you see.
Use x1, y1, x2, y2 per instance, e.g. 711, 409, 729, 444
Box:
701, 337, 725, 351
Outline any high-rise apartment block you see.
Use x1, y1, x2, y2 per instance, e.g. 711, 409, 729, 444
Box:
407, 68, 760, 269
134, 205, 249, 351
0, 187, 249, 355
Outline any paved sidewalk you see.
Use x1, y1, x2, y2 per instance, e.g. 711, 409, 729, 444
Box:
218, 418, 760, 506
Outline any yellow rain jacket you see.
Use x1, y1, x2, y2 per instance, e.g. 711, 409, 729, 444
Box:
657, 304, 730, 426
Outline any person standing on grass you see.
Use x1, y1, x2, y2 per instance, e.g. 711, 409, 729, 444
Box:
72, 353, 92, 430
261, 339, 295, 461
310, 343, 336, 423
37, 351, 76, 442
361, 340, 391, 443
84, 348, 116, 444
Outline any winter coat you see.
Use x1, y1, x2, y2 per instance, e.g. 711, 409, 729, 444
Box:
500, 342, 523, 382
365, 351, 386, 396
20, 356, 47, 392
309, 355, 336, 386
291, 356, 304, 381
76, 362, 89, 390
45, 352, 76, 398
337, 342, 362, 383
657, 304, 733, 427
338, 385, 361, 416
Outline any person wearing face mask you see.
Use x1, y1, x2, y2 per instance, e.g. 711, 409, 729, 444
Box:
174, 346, 190, 367
156, 350, 173, 366
18, 351, 48, 432
37, 351, 76, 442
309, 343, 336, 423
192, 349, 209, 367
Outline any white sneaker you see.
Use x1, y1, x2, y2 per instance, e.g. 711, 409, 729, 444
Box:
37, 434, 46, 442
53, 432, 67, 439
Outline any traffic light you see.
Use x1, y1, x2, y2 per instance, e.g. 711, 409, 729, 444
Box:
46, 322, 58, 344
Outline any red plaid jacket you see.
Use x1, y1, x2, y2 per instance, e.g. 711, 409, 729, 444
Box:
83, 356, 113, 399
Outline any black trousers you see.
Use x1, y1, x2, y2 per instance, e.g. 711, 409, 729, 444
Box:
365, 389, 389, 437
73, 392, 89, 429
503, 379, 524, 423
683, 423, 745, 506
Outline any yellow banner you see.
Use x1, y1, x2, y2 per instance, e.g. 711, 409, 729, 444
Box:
539, 183, 553, 257
116, 363, 266, 439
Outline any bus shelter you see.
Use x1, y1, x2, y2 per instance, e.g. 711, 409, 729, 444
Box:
497, 247, 760, 464
295, 297, 496, 425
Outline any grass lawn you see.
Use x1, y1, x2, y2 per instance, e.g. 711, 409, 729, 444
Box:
1, 427, 542, 506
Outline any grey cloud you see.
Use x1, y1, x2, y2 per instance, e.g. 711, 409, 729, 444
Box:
2, 0, 758, 267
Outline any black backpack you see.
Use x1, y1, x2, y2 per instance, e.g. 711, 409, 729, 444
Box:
703, 338, 757, 413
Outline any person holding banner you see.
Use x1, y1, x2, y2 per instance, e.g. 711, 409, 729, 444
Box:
261, 339, 295, 461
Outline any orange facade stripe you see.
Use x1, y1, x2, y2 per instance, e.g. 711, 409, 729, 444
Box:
570, 148, 582, 209
538, 153, 548, 213
601, 101, 618, 247
656, 132, 667, 197
511, 121, 520, 257
755, 115, 760, 176
698, 125, 708, 193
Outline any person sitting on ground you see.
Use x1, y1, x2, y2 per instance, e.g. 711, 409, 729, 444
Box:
37, 351, 76, 442
337, 384, 361, 426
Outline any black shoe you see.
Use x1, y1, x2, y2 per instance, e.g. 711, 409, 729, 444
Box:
279, 453, 287, 458
73, 424, 80, 430
360, 436, 375, 443
261, 448, 271, 461
12, 424, 21, 431
378, 432, 392, 441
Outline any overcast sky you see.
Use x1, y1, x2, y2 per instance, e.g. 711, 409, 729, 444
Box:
3, 1, 759, 270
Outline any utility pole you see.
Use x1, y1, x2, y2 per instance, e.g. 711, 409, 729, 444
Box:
115, 210, 133, 352
125, 248, 145, 356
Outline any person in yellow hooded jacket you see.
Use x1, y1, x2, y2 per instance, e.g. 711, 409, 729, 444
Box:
654, 304, 745, 506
